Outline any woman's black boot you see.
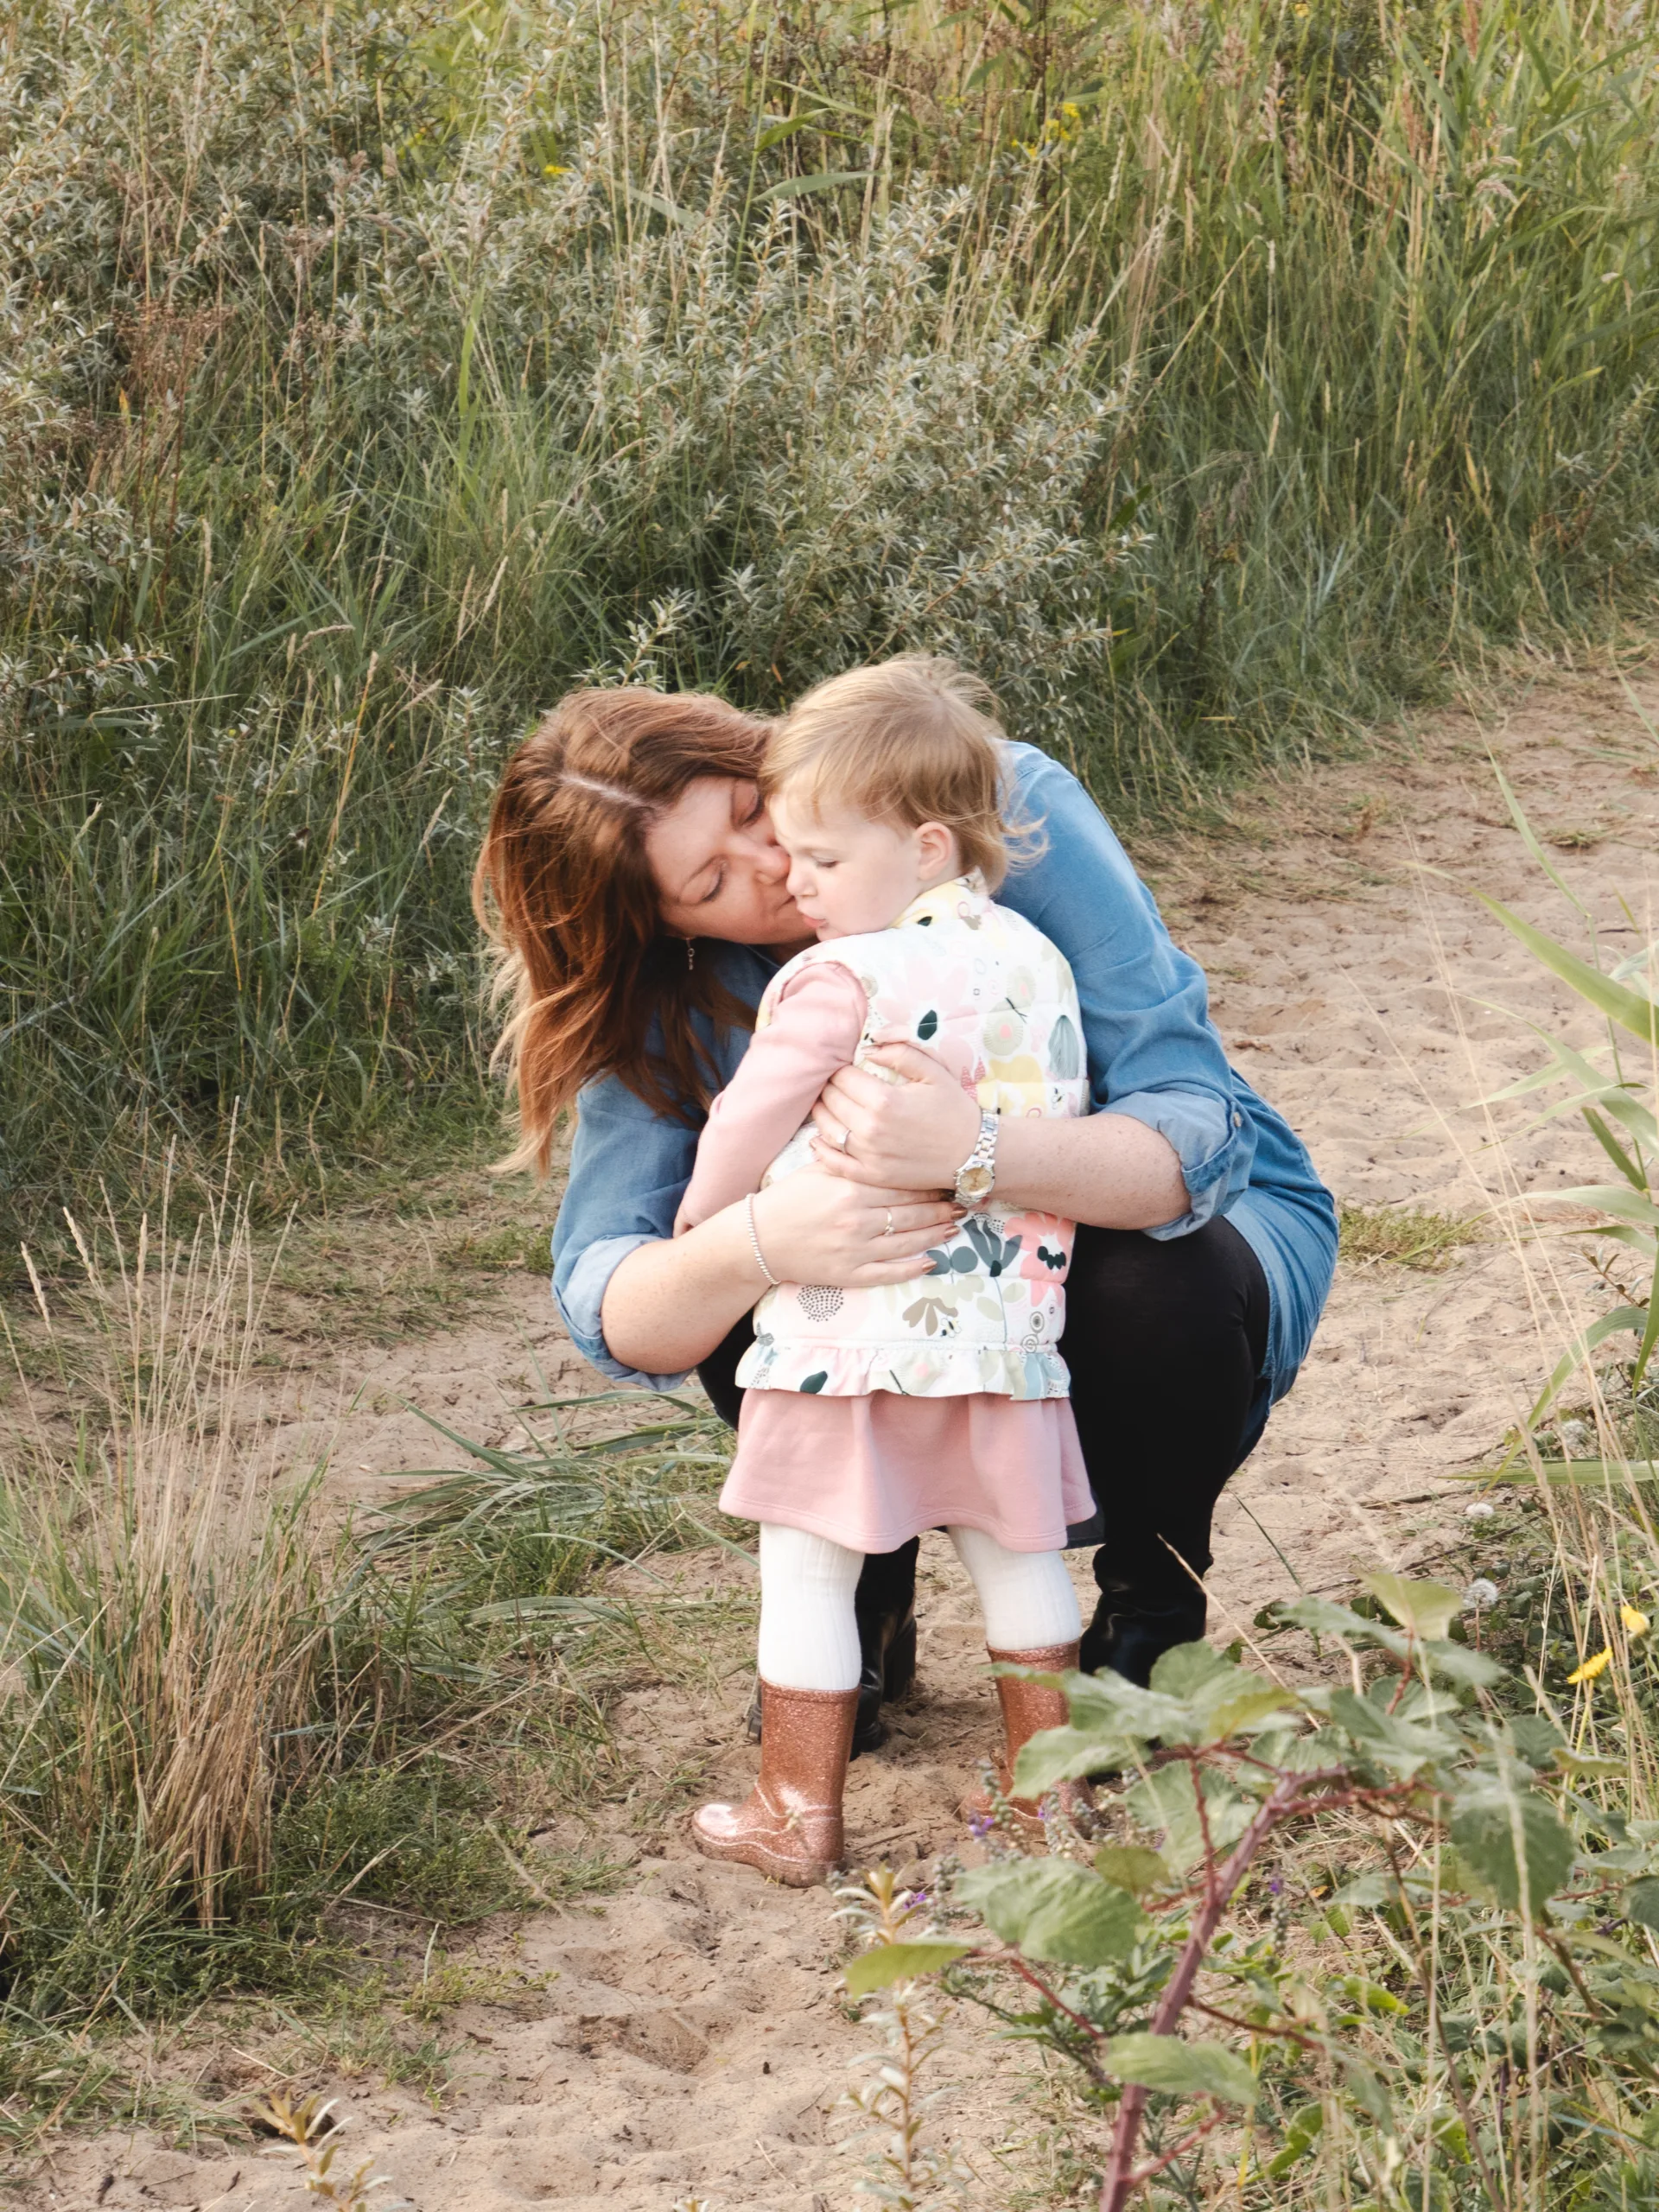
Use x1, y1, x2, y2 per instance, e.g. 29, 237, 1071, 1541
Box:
851, 1604, 917, 1755
747, 1602, 917, 1758
1079, 1588, 1208, 1688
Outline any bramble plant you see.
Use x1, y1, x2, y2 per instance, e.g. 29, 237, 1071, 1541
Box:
847, 1574, 1659, 2212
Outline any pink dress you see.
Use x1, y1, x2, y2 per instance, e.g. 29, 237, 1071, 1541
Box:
680, 959, 1091, 1554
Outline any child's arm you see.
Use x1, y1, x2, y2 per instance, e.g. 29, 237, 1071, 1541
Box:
677, 963, 868, 1230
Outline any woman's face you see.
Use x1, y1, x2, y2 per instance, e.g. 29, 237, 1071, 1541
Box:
646, 777, 809, 950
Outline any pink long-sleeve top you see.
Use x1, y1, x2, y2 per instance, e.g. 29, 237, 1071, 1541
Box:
678, 963, 868, 1226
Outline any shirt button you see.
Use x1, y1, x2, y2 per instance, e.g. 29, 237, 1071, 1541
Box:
1232, 1111, 1243, 1128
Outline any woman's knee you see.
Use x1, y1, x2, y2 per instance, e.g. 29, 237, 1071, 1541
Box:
1063, 1219, 1266, 1374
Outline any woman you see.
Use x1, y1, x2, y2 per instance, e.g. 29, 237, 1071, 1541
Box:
477, 683, 1336, 1753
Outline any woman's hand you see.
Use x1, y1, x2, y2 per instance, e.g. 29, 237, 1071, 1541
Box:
601, 1166, 961, 1375
809, 1040, 981, 1192
753, 1167, 960, 1286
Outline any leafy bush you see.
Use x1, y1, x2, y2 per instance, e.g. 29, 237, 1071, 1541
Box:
849, 1580, 1659, 2211
7, 0, 1659, 1234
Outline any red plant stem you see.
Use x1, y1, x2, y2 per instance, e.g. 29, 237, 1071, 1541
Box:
1096, 1767, 1349, 2212
1187, 1997, 1319, 2050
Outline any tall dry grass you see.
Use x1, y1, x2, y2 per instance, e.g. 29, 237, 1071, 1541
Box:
4, 1186, 330, 1932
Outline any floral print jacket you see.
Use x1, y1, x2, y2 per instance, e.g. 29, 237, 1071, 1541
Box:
679, 877, 1088, 1401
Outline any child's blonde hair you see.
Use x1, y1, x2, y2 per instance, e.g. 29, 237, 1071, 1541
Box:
762, 654, 1016, 890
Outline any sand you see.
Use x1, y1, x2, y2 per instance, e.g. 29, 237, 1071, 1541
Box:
22, 671, 1659, 2212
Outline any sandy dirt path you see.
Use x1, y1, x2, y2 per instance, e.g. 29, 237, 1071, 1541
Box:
29, 672, 1659, 2212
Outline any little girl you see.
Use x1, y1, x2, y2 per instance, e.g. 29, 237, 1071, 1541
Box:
676, 656, 1090, 1885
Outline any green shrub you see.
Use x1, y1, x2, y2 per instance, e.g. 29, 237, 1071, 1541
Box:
6, 0, 1659, 1233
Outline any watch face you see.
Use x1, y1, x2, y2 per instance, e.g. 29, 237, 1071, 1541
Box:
957, 1164, 995, 1201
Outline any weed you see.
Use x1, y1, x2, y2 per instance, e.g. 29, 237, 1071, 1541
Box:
252, 2092, 410, 2209
1338, 1200, 1483, 1271
0, 1176, 727, 2138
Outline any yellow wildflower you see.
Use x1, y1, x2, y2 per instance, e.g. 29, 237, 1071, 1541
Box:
1567, 1648, 1613, 1684
1621, 1604, 1650, 1637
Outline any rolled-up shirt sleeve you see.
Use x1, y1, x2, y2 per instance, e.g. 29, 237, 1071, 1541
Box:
1103, 1087, 1243, 1237
999, 747, 1257, 1236
556, 1230, 691, 1390
551, 1066, 703, 1391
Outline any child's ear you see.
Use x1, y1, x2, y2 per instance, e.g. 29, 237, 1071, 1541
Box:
914, 820, 957, 877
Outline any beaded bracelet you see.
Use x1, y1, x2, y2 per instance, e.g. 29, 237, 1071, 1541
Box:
744, 1192, 779, 1287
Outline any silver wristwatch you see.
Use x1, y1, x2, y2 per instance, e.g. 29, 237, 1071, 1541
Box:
953, 1108, 999, 1208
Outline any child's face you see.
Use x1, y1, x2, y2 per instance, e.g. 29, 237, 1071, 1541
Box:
768, 787, 957, 939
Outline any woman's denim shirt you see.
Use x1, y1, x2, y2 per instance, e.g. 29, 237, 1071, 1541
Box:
551, 744, 1338, 1404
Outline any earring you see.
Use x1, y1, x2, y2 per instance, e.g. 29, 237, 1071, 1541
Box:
684, 938, 696, 971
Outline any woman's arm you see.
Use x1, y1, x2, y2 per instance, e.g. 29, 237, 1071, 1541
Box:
554, 1043, 960, 1386
809, 1044, 1189, 1228
602, 1171, 960, 1375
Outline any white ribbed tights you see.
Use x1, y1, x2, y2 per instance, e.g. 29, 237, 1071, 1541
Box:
755, 1522, 1079, 1692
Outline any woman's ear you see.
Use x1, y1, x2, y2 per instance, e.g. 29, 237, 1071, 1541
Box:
914, 820, 959, 880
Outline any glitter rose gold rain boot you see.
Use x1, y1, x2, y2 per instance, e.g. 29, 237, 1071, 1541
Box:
963, 1641, 1081, 1827
691, 1681, 858, 1887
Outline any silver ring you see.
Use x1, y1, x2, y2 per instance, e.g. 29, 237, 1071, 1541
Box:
882, 1209, 894, 1237
836, 1125, 852, 1153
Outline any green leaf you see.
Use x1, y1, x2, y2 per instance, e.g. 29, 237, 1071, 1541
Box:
1265, 2101, 1325, 2176
1625, 1878, 1659, 1930
1554, 1746, 1627, 1777
1062, 1668, 1193, 1740
1363, 1572, 1463, 1642
1148, 1643, 1297, 1745
1337, 1974, 1408, 2016
1471, 887, 1659, 1049
1093, 1843, 1170, 1898
1011, 1669, 1193, 1789
1449, 1783, 1575, 1920
843, 1941, 972, 1996
1338, 2049, 1395, 2130
1329, 1871, 1402, 1910
754, 168, 870, 202
1149, 1641, 1235, 1697
956, 1859, 1141, 1967
754, 113, 817, 151
1522, 1306, 1647, 1432
1492, 764, 1589, 916
1510, 1714, 1566, 1768
1011, 1722, 1131, 1795
1544, 1183, 1659, 1228
1128, 1763, 1251, 1872
1330, 1689, 1459, 1777
1103, 2032, 1257, 2107
1421, 1638, 1505, 1688
1533, 1458, 1659, 1487
1276, 1595, 1410, 1659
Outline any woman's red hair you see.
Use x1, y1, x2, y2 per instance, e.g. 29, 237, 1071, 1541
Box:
474, 687, 770, 1175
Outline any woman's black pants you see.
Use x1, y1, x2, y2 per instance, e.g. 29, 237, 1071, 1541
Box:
696, 1215, 1272, 1686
